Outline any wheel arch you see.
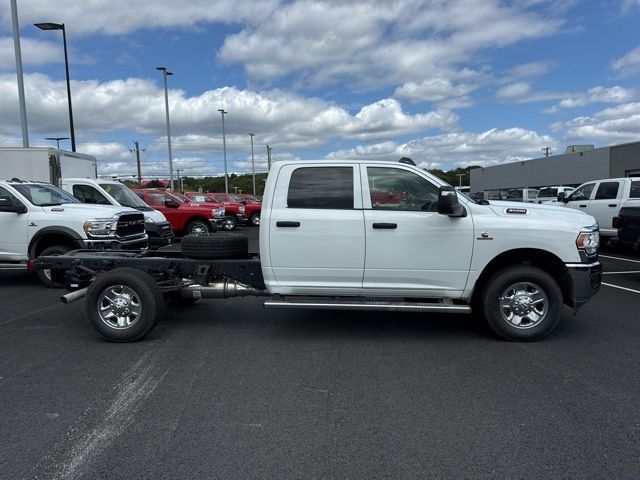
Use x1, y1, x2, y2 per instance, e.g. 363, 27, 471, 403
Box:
471, 248, 570, 307
29, 227, 84, 258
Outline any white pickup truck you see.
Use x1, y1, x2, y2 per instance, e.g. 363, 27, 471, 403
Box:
558, 177, 640, 239
38, 160, 602, 342
0, 180, 148, 286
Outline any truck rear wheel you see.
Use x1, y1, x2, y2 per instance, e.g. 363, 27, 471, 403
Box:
250, 212, 260, 226
481, 265, 562, 341
85, 268, 163, 342
181, 233, 249, 260
36, 245, 71, 288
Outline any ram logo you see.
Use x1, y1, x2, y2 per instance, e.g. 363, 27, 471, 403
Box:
504, 208, 528, 215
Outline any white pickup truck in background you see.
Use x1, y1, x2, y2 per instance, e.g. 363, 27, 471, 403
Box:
558, 177, 640, 239
39, 160, 602, 342
0, 180, 148, 286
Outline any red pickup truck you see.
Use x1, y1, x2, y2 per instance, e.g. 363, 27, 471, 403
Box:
209, 192, 261, 226
184, 192, 250, 229
133, 189, 225, 235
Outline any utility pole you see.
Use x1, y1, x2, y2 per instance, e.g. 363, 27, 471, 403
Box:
266, 145, 272, 171
175, 168, 183, 192
218, 109, 228, 193
542, 146, 551, 157
130, 141, 145, 184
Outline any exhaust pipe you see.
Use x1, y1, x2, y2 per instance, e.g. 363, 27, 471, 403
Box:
180, 280, 266, 299
60, 287, 88, 304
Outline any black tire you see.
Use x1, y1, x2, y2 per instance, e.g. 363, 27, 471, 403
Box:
181, 233, 249, 260
186, 219, 211, 236
222, 215, 238, 231
480, 265, 563, 341
36, 245, 71, 288
250, 212, 260, 226
85, 268, 164, 342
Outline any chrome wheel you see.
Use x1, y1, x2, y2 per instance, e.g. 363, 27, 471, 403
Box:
97, 285, 142, 329
189, 222, 209, 236
251, 214, 260, 226
223, 216, 237, 230
499, 281, 548, 329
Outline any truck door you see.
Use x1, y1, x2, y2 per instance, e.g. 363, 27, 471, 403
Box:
0, 186, 29, 261
361, 165, 474, 295
564, 182, 596, 214
268, 165, 365, 289
589, 180, 622, 237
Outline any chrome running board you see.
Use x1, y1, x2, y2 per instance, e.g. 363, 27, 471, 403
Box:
264, 296, 471, 314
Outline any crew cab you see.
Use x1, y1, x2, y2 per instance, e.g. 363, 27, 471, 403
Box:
133, 189, 224, 236
38, 160, 602, 342
0, 180, 147, 286
60, 178, 174, 249
558, 177, 640, 239
536, 186, 575, 204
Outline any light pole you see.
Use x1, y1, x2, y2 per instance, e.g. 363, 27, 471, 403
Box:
46, 136, 69, 149
249, 133, 256, 195
156, 66, 174, 191
11, 0, 29, 147
175, 169, 183, 192
34, 22, 75, 152
218, 109, 228, 193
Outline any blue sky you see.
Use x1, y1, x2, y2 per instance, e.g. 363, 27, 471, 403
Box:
1, 0, 640, 179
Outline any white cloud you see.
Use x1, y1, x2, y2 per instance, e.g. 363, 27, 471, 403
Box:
326, 128, 557, 169
0, 74, 454, 146
502, 61, 554, 82
612, 46, 640, 78
551, 102, 640, 144
394, 78, 476, 106
219, 0, 562, 89
0, 1, 280, 36
543, 86, 639, 113
496, 82, 533, 101
0, 37, 65, 69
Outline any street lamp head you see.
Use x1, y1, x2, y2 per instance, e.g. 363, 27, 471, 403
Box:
156, 66, 167, 71
249, 132, 254, 136
34, 22, 64, 31
218, 109, 227, 114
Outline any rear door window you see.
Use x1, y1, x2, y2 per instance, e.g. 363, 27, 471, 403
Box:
630, 181, 640, 198
287, 167, 354, 209
594, 182, 620, 200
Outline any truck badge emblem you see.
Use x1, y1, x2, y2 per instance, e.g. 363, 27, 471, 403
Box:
477, 231, 493, 240
505, 208, 528, 215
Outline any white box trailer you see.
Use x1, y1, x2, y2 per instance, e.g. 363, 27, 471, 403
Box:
0, 147, 97, 185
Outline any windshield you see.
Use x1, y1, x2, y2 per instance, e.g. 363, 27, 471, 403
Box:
537, 187, 558, 198
230, 195, 245, 203
171, 192, 190, 203
13, 184, 79, 206
99, 183, 149, 208
189, 194, 211, 203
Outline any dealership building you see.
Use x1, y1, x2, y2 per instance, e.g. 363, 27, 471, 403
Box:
470, 140, 640, 193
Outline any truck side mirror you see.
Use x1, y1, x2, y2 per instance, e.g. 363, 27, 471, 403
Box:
0, 196, 27, 214
437, 186, 466, 217
557, 192, 566, 202
164, 198, 180, 208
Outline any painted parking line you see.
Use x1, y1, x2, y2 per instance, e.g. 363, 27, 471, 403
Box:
600, 254, 640, 264
602, 282, 640, 294
603, 271, 640, 275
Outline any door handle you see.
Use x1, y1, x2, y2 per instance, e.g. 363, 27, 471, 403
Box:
579, 204, 587, 208
276, 221, 300, 227
608, 204, 618, 208
372, 223, 397, 229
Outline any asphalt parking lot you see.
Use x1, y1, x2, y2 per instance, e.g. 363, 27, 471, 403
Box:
1, 233, 639, 480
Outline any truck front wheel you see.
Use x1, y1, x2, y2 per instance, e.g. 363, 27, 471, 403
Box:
85, 268, 163, 342
186, 219, 211, 236
481, 265, 562, 341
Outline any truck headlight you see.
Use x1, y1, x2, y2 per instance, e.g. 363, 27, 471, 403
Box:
145, 217, 155, 224
576, 229, 599, 256
83, 220, 114, 236
212, 207, 225, 219
239, 206, 245, 214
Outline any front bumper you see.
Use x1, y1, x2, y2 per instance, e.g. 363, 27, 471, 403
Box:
209, 219, 223, 232
146, 222, 175, 248
84, 234, 149, 250
564, 261, 602, 310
